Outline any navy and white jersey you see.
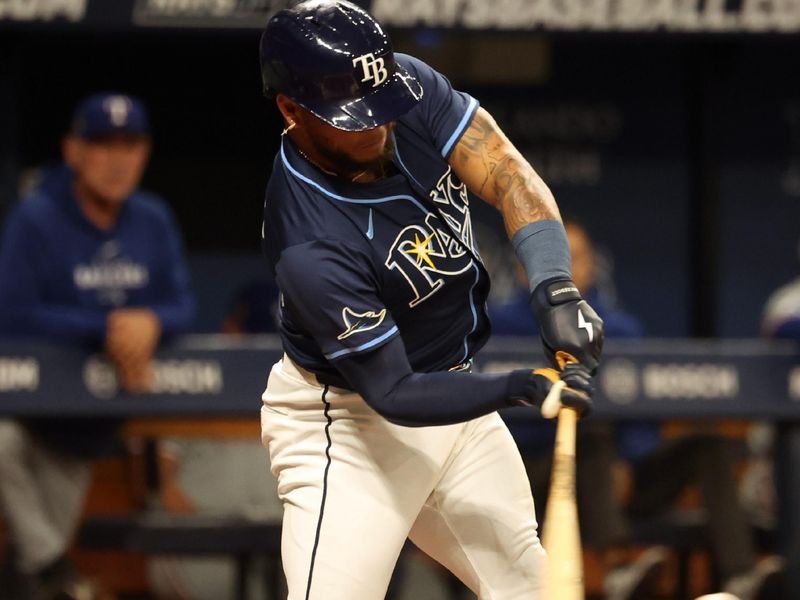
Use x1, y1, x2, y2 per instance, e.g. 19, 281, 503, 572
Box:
263, 54, 492, 382
0, 165, 195, 345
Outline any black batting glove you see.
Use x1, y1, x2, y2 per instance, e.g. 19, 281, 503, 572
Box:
506, 368, 592, 417
530, 278, 604, 373
560, 362, 594, 397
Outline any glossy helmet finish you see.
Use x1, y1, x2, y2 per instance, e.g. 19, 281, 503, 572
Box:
260, 0, 422, 131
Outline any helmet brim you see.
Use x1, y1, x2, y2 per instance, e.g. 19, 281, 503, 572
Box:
301, 64, 423, 132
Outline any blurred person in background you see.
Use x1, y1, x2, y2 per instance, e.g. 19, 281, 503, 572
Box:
761, 237, 800, 339
756, 236, 800, 524
745, 235, 800, 595
753, 236, 800, 522
0, 92, 195, 599
491, 220, 785, 600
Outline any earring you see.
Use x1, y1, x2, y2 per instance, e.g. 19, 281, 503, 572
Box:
282, 121, 296, 136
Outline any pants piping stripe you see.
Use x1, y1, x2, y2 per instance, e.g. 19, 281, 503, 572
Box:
305, 384, 332, 600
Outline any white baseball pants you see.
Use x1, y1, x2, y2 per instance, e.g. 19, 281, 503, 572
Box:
0, 420, 92, 573
261, 356, 545, 600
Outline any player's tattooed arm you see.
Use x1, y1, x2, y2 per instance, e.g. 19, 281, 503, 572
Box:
449, 107, 561, 238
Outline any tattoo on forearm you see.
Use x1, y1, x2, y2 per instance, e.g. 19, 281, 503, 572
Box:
454, 111, 501, 195
452, 108, 560, 236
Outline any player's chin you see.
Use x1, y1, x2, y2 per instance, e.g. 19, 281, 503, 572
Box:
94, 181, 136, 205
356, 133, 387, 153
351, 140, 391, 166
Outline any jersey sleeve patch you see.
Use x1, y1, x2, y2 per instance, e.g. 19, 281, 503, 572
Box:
276, 240, 399, 362
337, 307, 387, 340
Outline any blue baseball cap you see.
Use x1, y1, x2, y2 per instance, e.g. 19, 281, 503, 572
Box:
71, 93, 150, 139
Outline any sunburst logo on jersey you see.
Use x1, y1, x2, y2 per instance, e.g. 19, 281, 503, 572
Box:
405, 233, 437, 269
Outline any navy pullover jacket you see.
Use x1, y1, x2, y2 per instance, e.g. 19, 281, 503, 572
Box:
0, 165, 195, 346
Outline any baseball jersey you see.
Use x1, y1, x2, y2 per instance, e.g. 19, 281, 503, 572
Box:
0, 165, 195, 345
263, 54, 490, 385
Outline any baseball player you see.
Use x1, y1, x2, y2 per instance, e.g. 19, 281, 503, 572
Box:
258, 2, 604, 599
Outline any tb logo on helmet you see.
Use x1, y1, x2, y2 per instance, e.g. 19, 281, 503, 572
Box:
353, 52, 388, 87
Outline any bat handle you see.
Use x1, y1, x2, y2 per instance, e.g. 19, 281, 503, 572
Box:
554, 407, 578, 459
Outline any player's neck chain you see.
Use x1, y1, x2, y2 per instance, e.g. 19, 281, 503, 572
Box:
350, 169, 371, 182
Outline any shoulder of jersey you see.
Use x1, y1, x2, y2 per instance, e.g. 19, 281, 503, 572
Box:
394, 52, 431, 81
7, 186, 67, 235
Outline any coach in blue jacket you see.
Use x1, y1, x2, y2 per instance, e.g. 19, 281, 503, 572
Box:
0, 93, 194, 598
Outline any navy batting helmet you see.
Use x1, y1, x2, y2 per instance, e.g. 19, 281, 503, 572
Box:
259, 0, 423, 131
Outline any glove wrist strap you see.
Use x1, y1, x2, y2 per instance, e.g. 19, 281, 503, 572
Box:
530, 277, 582, 318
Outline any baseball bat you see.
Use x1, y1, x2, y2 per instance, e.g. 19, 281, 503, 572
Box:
540, 382, 584, 600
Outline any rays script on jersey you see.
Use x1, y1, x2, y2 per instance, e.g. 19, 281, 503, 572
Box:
386, 169, 477, 308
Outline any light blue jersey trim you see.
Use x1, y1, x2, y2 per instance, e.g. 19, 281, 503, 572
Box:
460, 262, 481, 363
325, 325, 400, 360
441, 97, 478, 158
281, 143, 429, 214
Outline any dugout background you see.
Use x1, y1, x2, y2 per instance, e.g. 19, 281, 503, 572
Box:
1, 28, 799, 338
